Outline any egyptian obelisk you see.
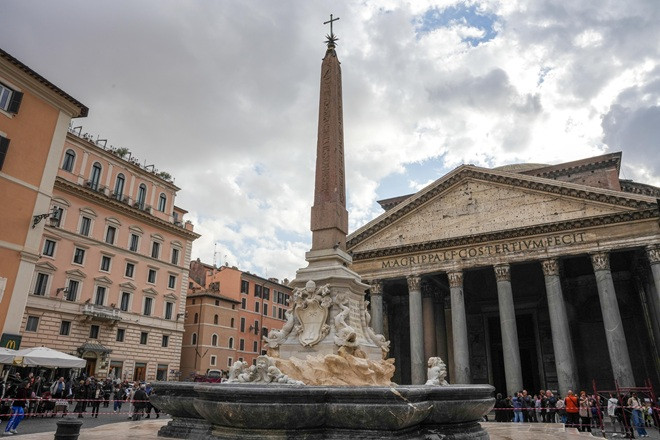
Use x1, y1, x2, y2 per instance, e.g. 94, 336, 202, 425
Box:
272, 17, 387, 361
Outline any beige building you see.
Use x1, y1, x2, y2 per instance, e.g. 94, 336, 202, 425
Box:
0, 48, 88, 347
348, 152, 660, 395
21, 129, 199, 381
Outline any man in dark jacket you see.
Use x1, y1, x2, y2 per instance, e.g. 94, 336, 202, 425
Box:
132, 384, 149, 420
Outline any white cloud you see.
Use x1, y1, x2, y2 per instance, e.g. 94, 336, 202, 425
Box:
1, 0, 658, 280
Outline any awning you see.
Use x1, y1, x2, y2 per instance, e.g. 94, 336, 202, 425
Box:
13, 346, 86, 368
77, 342, 112, 355
0, 347, 17, 364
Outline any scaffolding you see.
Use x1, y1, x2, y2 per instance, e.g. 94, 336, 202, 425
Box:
592, 379, 658, 438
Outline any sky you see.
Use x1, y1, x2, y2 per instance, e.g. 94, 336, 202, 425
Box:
2, 1, 659, 281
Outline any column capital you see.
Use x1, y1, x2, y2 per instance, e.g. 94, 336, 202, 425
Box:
591, 252, 610, 272
646, 245, 660, 265
407, 274, 422, 292
494, 264, 511, 282
447, 271, 464, 288
368, 280, 383, 296
541, 259, 560, 277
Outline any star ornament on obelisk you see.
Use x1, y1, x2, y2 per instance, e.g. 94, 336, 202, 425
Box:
324, 14, 339, 49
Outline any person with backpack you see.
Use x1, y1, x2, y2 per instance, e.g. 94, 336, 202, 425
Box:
565, 390, 580, 428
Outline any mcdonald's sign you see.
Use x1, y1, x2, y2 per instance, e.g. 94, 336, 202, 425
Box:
0, 333, 21, 350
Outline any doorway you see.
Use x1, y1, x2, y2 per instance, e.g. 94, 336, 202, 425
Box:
134, 362, 146, 381
84, 357, 97, 378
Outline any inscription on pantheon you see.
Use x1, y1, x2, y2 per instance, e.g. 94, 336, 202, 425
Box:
381, 232, 586, 269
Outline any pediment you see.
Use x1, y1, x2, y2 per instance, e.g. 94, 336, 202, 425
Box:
119, 282, 137, 290
65, 269, 86, 278
94, 275, 113, 285
142, 287, 159, 296
164, 293, 178, 300
36, 261, 57, 272
348, 166, 656, 254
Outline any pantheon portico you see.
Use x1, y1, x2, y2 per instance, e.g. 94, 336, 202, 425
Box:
348, 153, 660, 396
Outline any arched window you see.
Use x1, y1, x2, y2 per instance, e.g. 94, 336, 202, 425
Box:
62, 149, 76, 172
191, 333, 197, 345
136, 184, 147, 209
114, 174, 125, 199
230, 318, 235, 328
193, 313, 198, 324
212, 334, 218, 346
89, 162, 102, 190
213, 314, 218, 325
158, 193, 167, 212
228, 337, 234, 349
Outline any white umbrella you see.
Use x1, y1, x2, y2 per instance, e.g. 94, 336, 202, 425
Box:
13, 346, 86, 368
0, 347, 17, 364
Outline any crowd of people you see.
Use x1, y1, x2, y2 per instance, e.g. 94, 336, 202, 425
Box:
493, 389, 657, 438
1, 372, 160, 436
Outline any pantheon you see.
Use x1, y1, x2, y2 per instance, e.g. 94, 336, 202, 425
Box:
348, 152, 660, 396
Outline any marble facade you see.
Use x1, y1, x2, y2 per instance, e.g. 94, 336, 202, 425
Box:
347, 154, 660, 395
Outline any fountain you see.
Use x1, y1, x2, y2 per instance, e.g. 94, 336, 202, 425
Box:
152, 17, 494, 440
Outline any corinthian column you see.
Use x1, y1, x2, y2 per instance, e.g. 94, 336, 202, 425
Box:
541, 259, 578, 396
422, 282, 437, 362
448, 271, 471, 384
368, 280, 384, 335
407, 275, 425, 384
494, 264, 523, 397
647, 245, 660, 311
591, 253, 635, 387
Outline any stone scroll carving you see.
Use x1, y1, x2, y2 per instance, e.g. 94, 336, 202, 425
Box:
226, 355, 304, 385
333, 295, 358, 349
364, 303, 390, 359
425, 357, 449, 386
263, 309, 296, 349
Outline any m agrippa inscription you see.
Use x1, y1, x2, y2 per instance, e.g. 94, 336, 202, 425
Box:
382, 232, 586, 269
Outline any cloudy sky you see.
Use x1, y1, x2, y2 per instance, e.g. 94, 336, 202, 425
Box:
2, 1, 659, 281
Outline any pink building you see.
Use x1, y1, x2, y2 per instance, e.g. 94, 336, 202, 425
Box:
21, 129, 199, 381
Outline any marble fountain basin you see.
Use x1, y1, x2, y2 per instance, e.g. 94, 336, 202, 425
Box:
153, 381, 494, 439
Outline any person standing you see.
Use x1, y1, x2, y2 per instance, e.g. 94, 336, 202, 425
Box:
132, 384, 148, 421
628, 392, 649, 437
579, 391, 592, 432
4, 381, 30, 435
545, 390, 557, 423
512, 392, 524, 423
89, 380, 102, 418
565, 390, 579, 428
555, 395, 566, 424
73, 380, 86, 418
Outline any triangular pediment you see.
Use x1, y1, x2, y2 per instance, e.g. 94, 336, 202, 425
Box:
65, 269, 86, 278
36, 261, 57, 272
348, 165, 656, 253
142, 287, 159, 296
94, 275, 113, 285
164, 292, 178, 300
119, 282, 137, 290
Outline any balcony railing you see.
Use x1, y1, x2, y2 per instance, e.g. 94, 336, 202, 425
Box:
81, 303, 121, 322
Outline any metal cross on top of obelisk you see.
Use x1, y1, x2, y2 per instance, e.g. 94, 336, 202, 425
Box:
324, 14, 339, 47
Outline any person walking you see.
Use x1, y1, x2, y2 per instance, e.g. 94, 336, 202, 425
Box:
628, 392, 649, 437
132, 384, 148, 421
565, 390, 580, 429
608, 393, 624, 436
4, 381, 30, 435
144, 383, 159, 419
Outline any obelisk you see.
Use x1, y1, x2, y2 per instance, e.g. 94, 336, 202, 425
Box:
271, 18, 387, 361
310, 27, 349, 252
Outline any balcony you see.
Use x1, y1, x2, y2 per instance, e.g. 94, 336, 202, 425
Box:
81, 303, 121, 322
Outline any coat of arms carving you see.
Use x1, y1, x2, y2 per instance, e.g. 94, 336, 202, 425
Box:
293, 280, 332, 347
